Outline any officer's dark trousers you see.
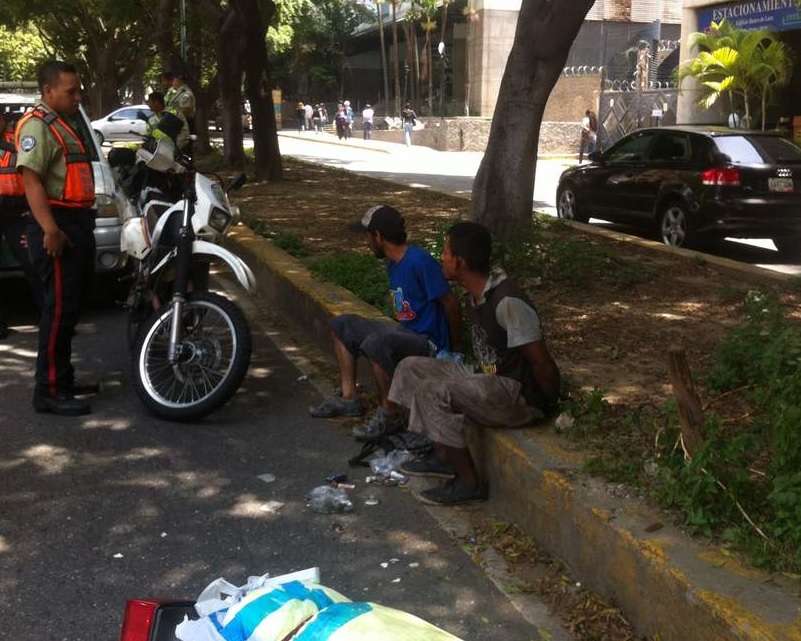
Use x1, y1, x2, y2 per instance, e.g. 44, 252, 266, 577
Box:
27, 210, 95, 397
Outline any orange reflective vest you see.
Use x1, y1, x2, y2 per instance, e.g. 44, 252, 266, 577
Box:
0, 130, 24, 197
15, 106, 95, 208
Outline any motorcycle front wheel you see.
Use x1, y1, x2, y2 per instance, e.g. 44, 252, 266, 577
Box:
132, 291, 252, 421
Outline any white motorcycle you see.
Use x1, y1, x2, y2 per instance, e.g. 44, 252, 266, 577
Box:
117, 135, 256, 422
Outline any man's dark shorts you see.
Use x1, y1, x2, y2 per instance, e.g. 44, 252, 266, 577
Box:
331, 314, 433, 375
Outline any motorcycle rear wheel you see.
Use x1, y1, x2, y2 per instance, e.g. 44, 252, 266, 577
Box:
132, 291, 252, 421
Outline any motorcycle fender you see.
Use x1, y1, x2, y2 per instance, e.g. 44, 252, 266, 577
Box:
192, 240, 257, 293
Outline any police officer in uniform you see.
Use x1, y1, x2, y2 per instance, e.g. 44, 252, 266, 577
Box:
0, 109, 42, 338
146, 90, 190, 152
168, 72, 196, 138
15, 60, 97, 416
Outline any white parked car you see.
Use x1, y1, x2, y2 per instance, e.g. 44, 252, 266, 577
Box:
0, 93, 134, 280
90, 104, 152, 143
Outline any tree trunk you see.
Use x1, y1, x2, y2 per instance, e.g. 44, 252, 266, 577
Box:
470, 0, 593, 239
217, 8, 245, 167
667, 348, 705, 457
232, 0, 282, 181
155, 0, 181, 74
391, 1, 401, 116
377, 3, 390, 111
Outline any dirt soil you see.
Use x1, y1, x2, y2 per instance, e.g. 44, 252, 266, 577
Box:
227, 157, 801, 640
231, 157, 798, 413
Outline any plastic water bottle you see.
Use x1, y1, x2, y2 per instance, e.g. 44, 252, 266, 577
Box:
306, 486, 354, 513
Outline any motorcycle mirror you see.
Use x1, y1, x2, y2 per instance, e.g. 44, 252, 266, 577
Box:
228, 173, 247, 192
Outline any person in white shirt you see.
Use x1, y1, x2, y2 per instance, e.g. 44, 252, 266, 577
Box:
362, 103, 374, 140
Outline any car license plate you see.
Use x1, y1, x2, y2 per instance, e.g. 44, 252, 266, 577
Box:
768, 177, 794, 192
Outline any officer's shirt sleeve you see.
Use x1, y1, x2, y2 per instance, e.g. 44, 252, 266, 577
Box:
495, 296, 542, 347
15, 117, 58, 178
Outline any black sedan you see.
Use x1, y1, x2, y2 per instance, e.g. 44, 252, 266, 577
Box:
556, 126, 801, 259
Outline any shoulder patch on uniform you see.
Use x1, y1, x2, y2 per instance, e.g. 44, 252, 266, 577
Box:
19, 135, 36, 152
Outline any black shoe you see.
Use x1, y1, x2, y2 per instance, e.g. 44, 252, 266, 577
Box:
413, 479, 488, 506
71, 381, 100, 396
399, 455, 456, 480
32, 393, 91, 416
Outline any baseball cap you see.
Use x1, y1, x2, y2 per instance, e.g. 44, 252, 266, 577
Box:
358, 205, 406, 235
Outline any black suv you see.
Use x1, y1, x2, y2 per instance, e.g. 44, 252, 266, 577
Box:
556, 126, 801, 259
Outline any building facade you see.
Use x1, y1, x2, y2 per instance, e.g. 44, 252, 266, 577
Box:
677, 0, 801, 128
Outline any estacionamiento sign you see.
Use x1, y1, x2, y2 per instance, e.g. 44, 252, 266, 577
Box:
698, 0, 801, 32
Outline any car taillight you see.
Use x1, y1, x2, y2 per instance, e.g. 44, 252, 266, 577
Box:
119, 599, 159, 641
701, 167, 740, 186
119, 598, 196, 641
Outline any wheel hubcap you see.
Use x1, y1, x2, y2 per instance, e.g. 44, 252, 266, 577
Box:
661, 206, 686, 246
559, 190, 576, 220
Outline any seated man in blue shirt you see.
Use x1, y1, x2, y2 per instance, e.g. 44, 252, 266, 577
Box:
309, 205, 462, 442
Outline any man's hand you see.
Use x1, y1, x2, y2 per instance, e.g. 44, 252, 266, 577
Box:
43, 227, 71, 258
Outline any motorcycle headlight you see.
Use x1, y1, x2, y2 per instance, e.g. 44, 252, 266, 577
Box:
209, 207, 232, 233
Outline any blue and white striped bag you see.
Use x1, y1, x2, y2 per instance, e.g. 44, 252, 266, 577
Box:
176, 569, 349, 641
289, 601, 464, 641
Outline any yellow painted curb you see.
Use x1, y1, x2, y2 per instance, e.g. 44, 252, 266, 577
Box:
228, 223, 801, 641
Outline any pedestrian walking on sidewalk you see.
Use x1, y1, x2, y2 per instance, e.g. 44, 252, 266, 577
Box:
401, 102, 417, 147
389, 221, 561, 506
362, 103, 374, 140
334, 103, 348, 140
578, 109, 598, 163
308, 205, 462, 443
343, 100, 354, 139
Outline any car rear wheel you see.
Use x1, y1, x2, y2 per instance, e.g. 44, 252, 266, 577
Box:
772, 236, 801, 262
556, 185, 589, 223
658, 201, 695, 248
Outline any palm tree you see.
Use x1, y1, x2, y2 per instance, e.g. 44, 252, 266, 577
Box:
463, 0, 478, 116
418, 0, 439, 114
390, 0, 401, 116
678, 19, 794, 130
376, 0, 391, 112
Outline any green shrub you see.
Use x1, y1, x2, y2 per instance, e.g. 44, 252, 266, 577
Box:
309, 252, 392, 316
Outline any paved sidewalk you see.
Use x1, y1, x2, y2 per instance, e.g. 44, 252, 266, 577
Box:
227, 223, 801, 641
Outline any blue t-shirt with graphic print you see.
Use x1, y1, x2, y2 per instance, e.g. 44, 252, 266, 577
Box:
387, 244, 452, 350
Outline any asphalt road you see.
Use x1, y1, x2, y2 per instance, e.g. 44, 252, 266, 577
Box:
0, 278, 569, 641
276, 131, 801, 276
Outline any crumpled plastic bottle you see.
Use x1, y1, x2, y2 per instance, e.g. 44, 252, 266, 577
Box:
369, 449, 412, 476
306, 485, 354, 514
436, 349, 464, 364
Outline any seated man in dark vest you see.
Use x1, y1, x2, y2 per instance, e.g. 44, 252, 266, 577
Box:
388, 221, 561, 506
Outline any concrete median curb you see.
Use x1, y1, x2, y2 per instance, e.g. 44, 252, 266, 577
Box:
227, 224, 801, 641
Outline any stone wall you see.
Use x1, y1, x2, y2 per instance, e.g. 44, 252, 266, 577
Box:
370, 118, 581, 155
368, 74, 599, 155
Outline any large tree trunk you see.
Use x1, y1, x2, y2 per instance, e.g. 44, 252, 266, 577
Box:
471, 0, 593, 239
155, 0, 180, 72
218, 7, 245, 167
233, 0, 282, 181
391, 1, 401, 116
377, 3, 390, 111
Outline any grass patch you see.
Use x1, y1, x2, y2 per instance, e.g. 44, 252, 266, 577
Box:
309, 252, 392, 316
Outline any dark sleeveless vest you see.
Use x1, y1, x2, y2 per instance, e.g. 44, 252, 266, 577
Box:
469, 277, 546, 408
